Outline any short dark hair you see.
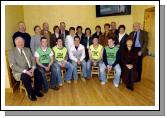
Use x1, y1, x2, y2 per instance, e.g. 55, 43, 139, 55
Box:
69, 27, 75, 31
104, 23, 110, 28
76, 26, 82, 30
93, 36, 99, 40
118, 25, 126, 31
108, 37, 115, 41
74, 36, 80, 41
85, 27, 91, 34
40, 37, 47, 42
53, 25, 59, 32
95, 25, 101, 30
56, 37, 63, 42
33, 25, 41, 31
126, 36, 133, 42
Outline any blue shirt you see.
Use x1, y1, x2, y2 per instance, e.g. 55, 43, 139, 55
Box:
134, 31, 141, 47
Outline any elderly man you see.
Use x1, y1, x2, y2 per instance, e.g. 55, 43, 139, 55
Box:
129, 22, 148, 82
41, 22, 51, 46
59, 22, 69, 41
12, 21, 31, 48
8, 36, 43, 101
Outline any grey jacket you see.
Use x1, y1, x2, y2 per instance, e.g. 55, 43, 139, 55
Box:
8, 47, 35, 81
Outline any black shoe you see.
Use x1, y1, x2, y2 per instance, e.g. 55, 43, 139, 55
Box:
43, 89, 48, 93
35, 92, 44, 97
130, 87, 134, 91
28, 94, 37, 101
135, 79, 141, 82
50, 86, 59, 91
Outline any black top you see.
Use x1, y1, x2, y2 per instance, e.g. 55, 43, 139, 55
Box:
92, 31, 102, 39
115, 33, 129, 50
13, 31, 31, 48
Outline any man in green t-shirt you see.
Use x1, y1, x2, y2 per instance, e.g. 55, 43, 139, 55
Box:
101, 37, 121, 87
52, 37, 73, 86
35, 37, 59, 93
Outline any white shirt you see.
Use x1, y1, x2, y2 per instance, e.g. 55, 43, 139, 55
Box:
118, 32, 126, 43
34, 47, 54, 57
65, 35, 75, 51
69, 44, 85, 62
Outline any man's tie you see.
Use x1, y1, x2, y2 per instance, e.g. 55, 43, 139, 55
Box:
20, 48, 31, 68
133, 32, 137, 47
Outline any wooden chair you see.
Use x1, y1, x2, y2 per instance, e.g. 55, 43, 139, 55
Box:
106, 69, 115, 81
77, 66, 82, 78
91, 66, 99, 78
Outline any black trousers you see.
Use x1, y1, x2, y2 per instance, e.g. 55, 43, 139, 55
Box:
135, 47, 143, 81
126, 69, 134, 89
20, 68, 42, 95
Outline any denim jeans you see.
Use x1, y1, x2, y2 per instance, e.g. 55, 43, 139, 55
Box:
87, 60, 103, 80
71, 60, 88, 80
53, 62, 73, 84
38, 63, 58, 90
100, 63, 121, 84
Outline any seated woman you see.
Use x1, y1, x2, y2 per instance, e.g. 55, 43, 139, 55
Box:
52, 37, 73, 86
120, 37, 138, 91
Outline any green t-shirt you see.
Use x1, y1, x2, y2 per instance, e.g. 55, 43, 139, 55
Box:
52, 46, 67, 62
105, 46, 119, 65
37, 47, 52, 64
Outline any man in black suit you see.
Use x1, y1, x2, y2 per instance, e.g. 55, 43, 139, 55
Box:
59, 22, 69, 41
76, 26, 85, 42
129, 22, 148, 82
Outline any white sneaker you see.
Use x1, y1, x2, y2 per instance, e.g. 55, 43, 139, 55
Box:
66, 80, 71, 84
113, 82, 119, 88
101, 81, 106, 85
59, 83, 63, 86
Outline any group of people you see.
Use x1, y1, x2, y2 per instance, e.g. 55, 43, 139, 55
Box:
8, 21, 148, 101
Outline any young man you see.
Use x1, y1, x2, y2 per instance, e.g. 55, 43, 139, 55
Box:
65, 27, 76, 51
69, 36, 87, 83
52, 37, 73, 86
35, 37, 59, 93
8, 36, 43, 101
101, 37, 121, 86
88, 36, 103, 83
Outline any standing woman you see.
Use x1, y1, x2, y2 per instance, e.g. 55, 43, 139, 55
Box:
30, 25, 43, 55
50, 25, 62, 48
80, 27, 93, 61
120, 37, 138, 91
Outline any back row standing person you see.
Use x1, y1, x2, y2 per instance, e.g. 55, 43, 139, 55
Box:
13, 21, 31, 48
92, 25, 102, 39
76, 26, 85, 42
59, 22, 69, 41
41, 22, 51, 47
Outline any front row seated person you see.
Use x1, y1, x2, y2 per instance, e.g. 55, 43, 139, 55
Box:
35, 37, 59, 93
69, 36, 87, 83
8, 36, 43, 101
52, 37, 73, 86
88, 36, 104, 84
100, 37, 122, 87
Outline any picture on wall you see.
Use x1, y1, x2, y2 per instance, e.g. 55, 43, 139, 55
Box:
96, 5, 131, 17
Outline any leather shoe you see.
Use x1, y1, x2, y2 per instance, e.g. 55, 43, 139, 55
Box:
35, 92, 44, 97
28, 94, 37, 101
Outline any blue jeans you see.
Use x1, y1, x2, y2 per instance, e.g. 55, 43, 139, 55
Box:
71, 60, 87, 80
38, 64, 58, 90
53, 62, 73, 84
87, 60, 103, 80
100, 63, 121, 84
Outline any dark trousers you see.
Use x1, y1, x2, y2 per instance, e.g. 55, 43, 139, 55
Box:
135, 47, 143, 81
126, 69, 134, 89
20, 68, 42, 95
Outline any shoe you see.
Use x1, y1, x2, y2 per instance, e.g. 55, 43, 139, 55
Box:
113, 82, 119, 88
35, 92, 44, 97
28, 94, 37, 101
59, 83, 63, 86
43, 89, 48, 93
129, 87, 134, 91
81, 77, 86, 82
135, 79, 141, 82
74, 80, 77, 84
66, 80, 71, 84
101, 81, 106, 85
50, 86, 59, 91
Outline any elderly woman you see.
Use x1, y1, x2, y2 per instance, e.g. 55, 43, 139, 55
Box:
120, 37, 138, 91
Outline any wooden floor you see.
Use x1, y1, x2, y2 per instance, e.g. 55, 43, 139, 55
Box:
5, 76, 155, 106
